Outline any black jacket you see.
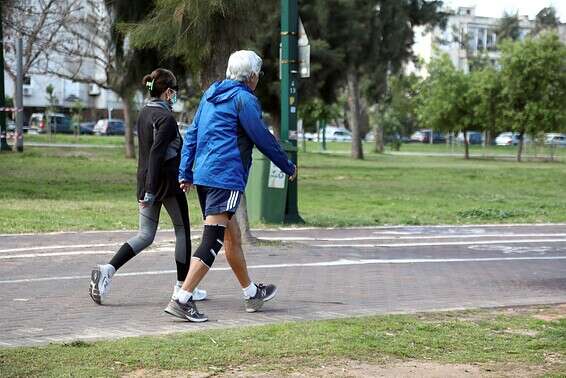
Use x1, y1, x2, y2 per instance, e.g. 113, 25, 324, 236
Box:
136, 99, 182, 201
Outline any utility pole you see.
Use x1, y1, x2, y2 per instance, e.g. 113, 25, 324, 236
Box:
14, 36, 23, 152
0, 4, 11, 151
280, 0, 304, 223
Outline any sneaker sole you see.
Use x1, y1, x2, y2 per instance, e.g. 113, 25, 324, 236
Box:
164, 304, 208, 323
89, 268, 102, 305
245, 287, 278, 313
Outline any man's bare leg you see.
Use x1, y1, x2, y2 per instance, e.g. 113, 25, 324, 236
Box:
224, 216, 252, 288
181, 214, 229, 293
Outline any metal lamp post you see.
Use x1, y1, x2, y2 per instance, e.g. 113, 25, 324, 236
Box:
280, 0, 304, 223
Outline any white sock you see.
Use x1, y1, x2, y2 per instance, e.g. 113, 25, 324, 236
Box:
177, 289, 192, 304
103, 264, 116, 277
176, 281, 183, 287
243, 282, 257, 299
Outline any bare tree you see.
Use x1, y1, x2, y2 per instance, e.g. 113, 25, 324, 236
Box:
3, 0, 141, 158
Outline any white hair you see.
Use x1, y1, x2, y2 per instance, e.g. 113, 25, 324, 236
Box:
226, 50, 262, 82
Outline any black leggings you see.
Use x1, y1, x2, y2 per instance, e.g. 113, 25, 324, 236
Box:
126, 192, 191, 281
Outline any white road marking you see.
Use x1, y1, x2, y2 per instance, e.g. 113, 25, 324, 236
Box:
258, 233, 566, 242
2, 223, 565, 237
0, 243, 116, 254
3, 233, 566, 257
0, 238, 202, 254
1, 256, 564, 285
0, 251, 115, 259
468, 245, 554, 254
313, 239, 566, 248
3, 237, 566, 260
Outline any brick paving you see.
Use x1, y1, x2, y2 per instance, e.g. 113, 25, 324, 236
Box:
1, 224, 565, 347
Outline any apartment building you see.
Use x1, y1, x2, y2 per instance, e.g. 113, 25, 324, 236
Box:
407, 6, 566, 77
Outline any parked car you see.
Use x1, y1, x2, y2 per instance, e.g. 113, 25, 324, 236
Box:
297, 131, 316, 141
78, 122, 96, 135
495, 132, 531, 146
29, 113, 74, 134
410, 129, 446, 144
315, 126, 352, 142
544, 133, 566, 146
457, 131, 483, 145
94, 119, 125, 135
330, 129, 352, 142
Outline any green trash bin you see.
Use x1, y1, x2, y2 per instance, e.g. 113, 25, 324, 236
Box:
245, 148, 289, 224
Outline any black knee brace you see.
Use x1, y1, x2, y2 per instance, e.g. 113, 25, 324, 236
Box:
193, 224, 225, 268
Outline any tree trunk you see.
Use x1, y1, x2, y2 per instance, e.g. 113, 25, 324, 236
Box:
374, 124, 384, 153
516, 131, 524, 162
346, 66, 364, 160
234, 193, 257, 244
122, 93, 136, 159
463, 131, 469, 160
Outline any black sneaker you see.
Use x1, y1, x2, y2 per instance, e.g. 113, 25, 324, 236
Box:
245, 283, 277, 313
164, 298, 208, 322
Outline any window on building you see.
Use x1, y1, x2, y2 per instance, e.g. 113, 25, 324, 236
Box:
23, 76, 31, 86
467, 28, 477, 52
486, 31, 495, 50
477, 28, 486, 51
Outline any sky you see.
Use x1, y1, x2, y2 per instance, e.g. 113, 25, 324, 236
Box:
444, 0, 566, 21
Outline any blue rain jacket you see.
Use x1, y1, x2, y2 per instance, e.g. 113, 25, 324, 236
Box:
179, 80, 295, 192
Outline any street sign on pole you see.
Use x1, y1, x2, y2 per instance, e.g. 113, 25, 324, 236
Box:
280, 0, 304, 223
298, 18, 310, 78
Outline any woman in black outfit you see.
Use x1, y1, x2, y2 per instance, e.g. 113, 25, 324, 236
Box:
89, 68, 206, 304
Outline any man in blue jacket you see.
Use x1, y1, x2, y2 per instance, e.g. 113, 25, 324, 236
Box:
165, 50, 297, 322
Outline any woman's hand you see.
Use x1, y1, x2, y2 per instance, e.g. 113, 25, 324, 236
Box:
139, 192, 156, 208
179, 181, 193, 193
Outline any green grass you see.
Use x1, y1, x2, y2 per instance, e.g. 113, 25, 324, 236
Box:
2, 141, 566, 233
0, 308, 564, 377
20, 134, 125, 146
301, 139, 566, 159
298, 150, 566, 226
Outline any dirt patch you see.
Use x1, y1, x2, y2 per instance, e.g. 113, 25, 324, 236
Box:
532, 304, 566, 322
124, 369, 210, 378
123, 360, 552, 378
428, 304, 566, 324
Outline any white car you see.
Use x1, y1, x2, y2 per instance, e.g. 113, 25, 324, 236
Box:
544, 133, 566, 146
316, 127, 352, 142
495, 132, 530, 146
297, 132, 316, 141
328, 130, 352, 142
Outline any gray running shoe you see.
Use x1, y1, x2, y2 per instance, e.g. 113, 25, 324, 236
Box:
245, 283, 277, 313
89, 264, 113, 305
164, 298, 208, 322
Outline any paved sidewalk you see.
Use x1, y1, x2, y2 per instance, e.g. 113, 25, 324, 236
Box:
1, 224, 565, 347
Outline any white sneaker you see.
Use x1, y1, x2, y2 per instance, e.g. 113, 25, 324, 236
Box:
173, 284, 207, 301
89, 264, 114, 305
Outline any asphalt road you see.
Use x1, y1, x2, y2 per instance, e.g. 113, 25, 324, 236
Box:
1, 224, 565, 347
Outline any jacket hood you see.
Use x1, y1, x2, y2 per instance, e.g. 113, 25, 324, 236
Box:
206, 80, 251, 104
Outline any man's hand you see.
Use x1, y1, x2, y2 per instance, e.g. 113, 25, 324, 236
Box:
289, 165, 298, 182
179, 181, 193, 193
